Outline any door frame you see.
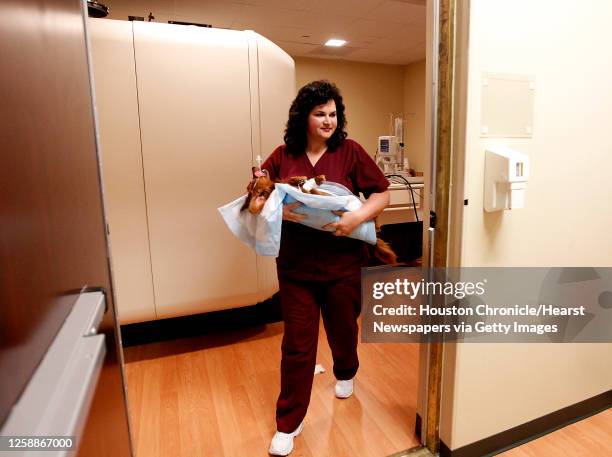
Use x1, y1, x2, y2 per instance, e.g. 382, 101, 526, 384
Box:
418, 0, 463, 454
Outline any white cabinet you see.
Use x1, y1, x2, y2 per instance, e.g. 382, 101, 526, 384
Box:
379, 178, 425, 226
89, 20, 294, 324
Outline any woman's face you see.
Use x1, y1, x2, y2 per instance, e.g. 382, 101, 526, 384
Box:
307, 99, 337, 144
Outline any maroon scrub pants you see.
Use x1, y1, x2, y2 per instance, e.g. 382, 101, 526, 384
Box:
275, 272, 361, 433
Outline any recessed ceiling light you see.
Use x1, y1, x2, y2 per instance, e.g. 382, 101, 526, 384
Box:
325, 39, 347, 47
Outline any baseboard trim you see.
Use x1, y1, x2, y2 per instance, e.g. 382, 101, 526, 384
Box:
120, 293, 281, 347
440, 389, 612, 457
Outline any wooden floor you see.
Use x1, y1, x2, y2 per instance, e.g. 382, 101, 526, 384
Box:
122, 318, 612, 457
123, 318, 421, 457
501, 408, 612, 456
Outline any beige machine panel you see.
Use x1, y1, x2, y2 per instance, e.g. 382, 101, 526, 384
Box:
256, 33, 296, 162
249, 32, 296, 298
89, 23, 294, 322
89, 19, 156, 324
132, 23, 260, 318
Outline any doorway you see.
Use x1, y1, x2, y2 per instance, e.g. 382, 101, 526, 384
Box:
86, 0, 454, 455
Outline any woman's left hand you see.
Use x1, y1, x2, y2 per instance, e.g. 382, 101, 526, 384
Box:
323, 191, 389, 237
322, 210, 364, 237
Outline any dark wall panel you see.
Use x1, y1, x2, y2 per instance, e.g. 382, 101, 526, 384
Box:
0, 1, 131, 455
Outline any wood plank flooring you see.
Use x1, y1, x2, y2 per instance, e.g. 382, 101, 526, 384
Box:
123, 319, 421, 457
501, 408, 612, 456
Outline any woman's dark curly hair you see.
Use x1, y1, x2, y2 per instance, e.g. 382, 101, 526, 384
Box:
284, 80, 347, 155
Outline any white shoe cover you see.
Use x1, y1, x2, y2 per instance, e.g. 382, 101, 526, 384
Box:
269, 421, 304, 456
335, 378, 354, 399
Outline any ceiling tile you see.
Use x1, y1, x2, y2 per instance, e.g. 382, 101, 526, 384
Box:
381, 22, 426, 40
364, 0, 426, 25
347, 18, 390, 39
231, 0, 309, 10
232, 4, 309, 27
307, 44, 363, 58
106, 7, 138, 21
254, 26, 319, 44
273, 40, 321, 55
290, 12, 358, 35
343, 47, 392, 60
366, 34, 425, 53
302, 0, 384, 18
102, 0, 427, 66
105, 0, 154, 19
148, 0, 176, 15
173, 0, 231, 16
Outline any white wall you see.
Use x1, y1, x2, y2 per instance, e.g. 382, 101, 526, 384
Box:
294, 57, 406, 157
442, 0, 612, 449
403, 59, 427, 173
294, 57, 428, 172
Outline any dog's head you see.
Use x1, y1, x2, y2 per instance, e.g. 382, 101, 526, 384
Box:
241, 167, 275, 215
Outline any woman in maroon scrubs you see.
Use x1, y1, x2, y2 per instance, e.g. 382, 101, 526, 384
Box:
265, 80, 390, 456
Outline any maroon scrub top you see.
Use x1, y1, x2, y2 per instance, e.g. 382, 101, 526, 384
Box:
261, 139, 389, 281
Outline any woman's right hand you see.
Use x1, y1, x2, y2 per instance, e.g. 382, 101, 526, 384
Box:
283, 202, 306, 222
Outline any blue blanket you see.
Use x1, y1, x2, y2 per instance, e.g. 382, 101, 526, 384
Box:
218, 181, 376, 256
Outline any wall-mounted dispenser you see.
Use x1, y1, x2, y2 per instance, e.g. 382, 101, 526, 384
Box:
484, 146, 530, 212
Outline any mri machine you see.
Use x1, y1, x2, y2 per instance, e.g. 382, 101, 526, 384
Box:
89, 19, 295, 323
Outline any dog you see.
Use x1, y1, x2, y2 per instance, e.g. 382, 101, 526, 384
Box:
241, 168, 328, 215
241, 167, 398, 265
